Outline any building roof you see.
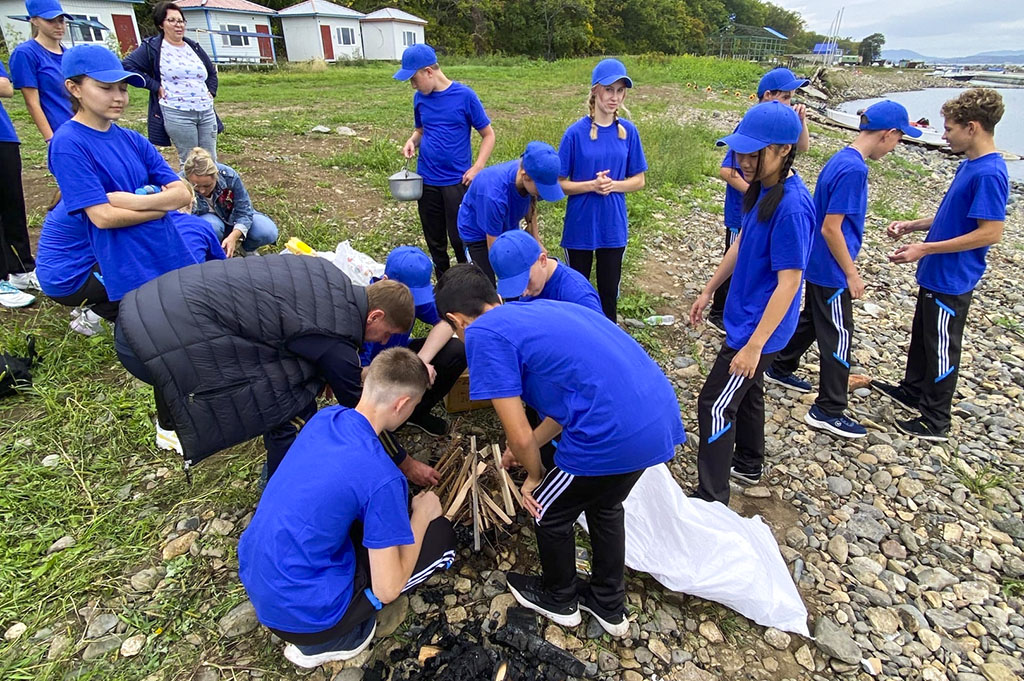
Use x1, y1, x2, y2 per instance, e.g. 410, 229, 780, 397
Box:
278, 0, 364, 18
710, 23, 789, 40
360, 7, 426, 25
177, 0, 277, 15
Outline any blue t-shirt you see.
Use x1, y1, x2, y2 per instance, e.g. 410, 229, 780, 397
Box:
10, 39, 72, 135
521, 259, 602, 315
465, 300, 685, 476
457, 160, 531, 244
414, 81, 490, 186
804, 147, 868, 289
558, 116, 648, 250
36, 200, 97, 297
916, 153, 1009, 295
360, 300, 441, 365
174, 212, 227, 262
48, 121, 199, 300
0, 61, 19, 143
721, 151, 744, 231
238, 407, 414, 633
724, 173, 814, 354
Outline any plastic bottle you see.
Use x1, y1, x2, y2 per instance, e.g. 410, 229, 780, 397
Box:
644, 314, 676, 326
285, 237, 316, 256
134, 184, 159, 195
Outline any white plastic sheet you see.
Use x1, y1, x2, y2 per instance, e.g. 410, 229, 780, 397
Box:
323, 241, 385, 286
579, 463, 809, 636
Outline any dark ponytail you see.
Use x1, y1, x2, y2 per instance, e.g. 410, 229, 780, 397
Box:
741, 145, 797, 222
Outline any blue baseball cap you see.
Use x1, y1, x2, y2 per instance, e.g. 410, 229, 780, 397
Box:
757, 68, 809, 98
716, 101, 802, 154
393, 44, 437, 81
26, 0, 71, 19
62, 44, 145, 86
490, 230, 542, 299
591, 58, 633, 88
385, 245, 434, 305
521, 141, 564, 203
860, 100, 922, 138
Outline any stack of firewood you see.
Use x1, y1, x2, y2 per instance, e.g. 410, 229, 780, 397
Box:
435, 436, 523, 550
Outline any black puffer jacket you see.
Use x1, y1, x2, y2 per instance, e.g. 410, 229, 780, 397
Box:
118, 255, 367, 466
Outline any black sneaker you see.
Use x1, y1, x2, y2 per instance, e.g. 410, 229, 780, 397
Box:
871, 380, 919, 412
894, 417, 948, 442
705, 312, 726, 336
405, 412, 450, 438
764, 367, 812, 393
577, 583, 628, 637
506, 572, 581, 627
729, 466, 762, 485
283, 618, 376, 668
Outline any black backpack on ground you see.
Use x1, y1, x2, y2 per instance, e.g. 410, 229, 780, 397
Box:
0, 336, 38, 399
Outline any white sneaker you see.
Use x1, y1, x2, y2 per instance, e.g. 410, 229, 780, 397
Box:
0, 280, 35, 308
156, 423, 183, 455
283, 621, 376, 668
8, 270, 41, 291
70, 309, 105, 336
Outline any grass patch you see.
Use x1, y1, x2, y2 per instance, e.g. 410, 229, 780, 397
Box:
870, 197, 921, 223
954, 460, 1007, 497
1003, 579, 1024, 599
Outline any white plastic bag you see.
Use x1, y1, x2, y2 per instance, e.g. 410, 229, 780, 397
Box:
579, 464, 809, 636
324, 241, 385, 286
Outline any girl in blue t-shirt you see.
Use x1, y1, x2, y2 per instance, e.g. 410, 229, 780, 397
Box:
688, 102, 814, 505
48, 44, 197, 303
10, 0, 73, 142
0, 58, 38, 308
558, 59, 647, 321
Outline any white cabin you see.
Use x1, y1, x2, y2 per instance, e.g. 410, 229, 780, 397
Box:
0, 0, 142, 55
176, 0, 278, 64
359, 7, 425, 61
279, 0, 363, 62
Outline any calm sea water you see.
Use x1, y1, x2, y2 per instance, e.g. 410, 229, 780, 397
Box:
839, 86, 1024, 181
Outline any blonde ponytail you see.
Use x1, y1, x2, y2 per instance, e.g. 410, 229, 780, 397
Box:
182, 147, 217, 179
587, 91, 598, 141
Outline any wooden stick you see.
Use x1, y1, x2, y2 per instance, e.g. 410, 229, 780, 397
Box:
470, 451, 481, 551
440, 448, 473, 503
492, 444, 515, 515
445, 461, 487, 520
502, 469, 524, 508
481, 491, 514, 525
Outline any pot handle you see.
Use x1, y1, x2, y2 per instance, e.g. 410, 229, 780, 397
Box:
402, 159, 410, 178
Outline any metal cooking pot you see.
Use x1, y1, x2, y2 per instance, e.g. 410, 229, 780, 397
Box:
388, 161, 423, 201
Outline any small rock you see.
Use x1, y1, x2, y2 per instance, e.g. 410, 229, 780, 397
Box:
445, 606, 467, 624
742, 486, 771, 498
487, 593, 516, 628
865, 607, 900, 635
207, 518, 234, 536
310, 125, 331, 133
979, 663, 1016, 681
335, 126, 356, 136
880, 538, 907, 560
861, 657, 883, 676
598, 650, 619, 671
130, 567, 165, 593
918, 629, 942, 651
82, 635, 122, 661
813, 616, 861, 664
667, 661, 716, 681
544, 624, 566, 649
828, 535, 849, 563
162, 531, 198, 560
827, 476, 853, 496
847, 513, 887, 543
795, 644, 815, 671
86, 613, 119, 639
41, 454, 60, 467
217, 601, 259, 638
3, 622, 27, 641
47, 632, 72, 660
915, 567, 958, 590
119, 633, 145, 657
764, 627, 791, 650
47, 536, 76, 554
649, 637, 672, 664
925, 608, 969, 630
698, 621, 724, 644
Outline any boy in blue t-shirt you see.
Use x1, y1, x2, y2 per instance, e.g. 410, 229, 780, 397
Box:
708, 68, 811, 333
766, 101, 920, 439
239, 348, 456, 668
360, 246, 467, 436
456, 141, 565, 283
489, 228, 602, 315
435, 264, 685, 637
690, 102, 814, 504
395, 44, 495, 276
874, 89, 1009, 441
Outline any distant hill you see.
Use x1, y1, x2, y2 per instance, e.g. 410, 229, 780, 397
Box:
882, 49, 1024, 65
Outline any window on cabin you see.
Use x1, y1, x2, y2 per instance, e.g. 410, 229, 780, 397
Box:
336, 27, 355, 45
68, 15, 103, 43
402, 31, 416, 46
220, 24, 249, 47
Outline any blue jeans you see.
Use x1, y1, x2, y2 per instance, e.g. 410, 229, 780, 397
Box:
198, 212, 279, 252
160, 104, 217, 166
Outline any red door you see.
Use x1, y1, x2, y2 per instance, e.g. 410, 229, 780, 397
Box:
255, 23, 272, 61
110, 14, 138, 53
320, 25, 334, 60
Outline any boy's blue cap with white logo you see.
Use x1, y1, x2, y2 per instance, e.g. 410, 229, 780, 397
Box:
757, 67, 809, 98
385, 245, 434, 305
716, 101, 802, 154
591, 58, 633, 88
490, 230, 542, 299
393, 44, 437, 81
521, 141, 564, 203
26, 0, 71, 19
62, 44, 145, 87
860, 100, 922, 138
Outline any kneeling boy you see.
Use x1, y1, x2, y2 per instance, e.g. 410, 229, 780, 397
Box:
238, 348, 457, 668
436, 264, 685, 637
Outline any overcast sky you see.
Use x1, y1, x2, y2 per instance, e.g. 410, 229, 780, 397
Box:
770, 0, 1024, 57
